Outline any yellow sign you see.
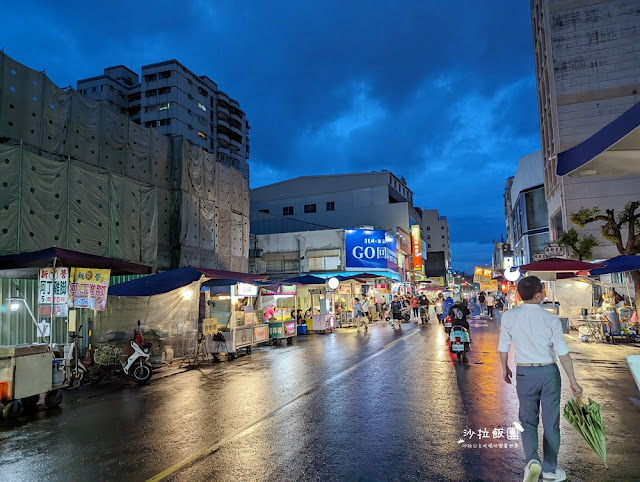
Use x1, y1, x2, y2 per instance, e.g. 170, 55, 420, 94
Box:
202, 318, 218, 335
473, 267, 493, 284
429, 277, 445, 287
479, 280, 499, 292
69, 268, 111, 311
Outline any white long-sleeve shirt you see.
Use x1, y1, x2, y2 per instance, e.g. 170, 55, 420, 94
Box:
498, 303, 569, 364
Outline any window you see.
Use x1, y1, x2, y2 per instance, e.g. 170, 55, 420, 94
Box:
258, 209, 269, 214
442, 235, 445, 239
159, 70, 171, 79
144, 74, 157, 82
552, 210, 563, 238
197, 102, 207, 112
442, 244, 445, 248
428, 244, 431, 248
326, 201, 335, 211
144, 105, 156, 113
198, 87, 208, 97
145, 89, 157, 97
144, 120, 157, 128
128, 92, 141, 102
304, 204, 316, 214
427, 235, 430, 240
426, 226, 430, 231
265, 259, 299, 273
159, 119, 171, 126
308, 249, 341, 271
197, 131, 207, 140
283, 206, 294, 216
158, 86, 171, 95
159, 103, 171, 111
441, 226, 445, 230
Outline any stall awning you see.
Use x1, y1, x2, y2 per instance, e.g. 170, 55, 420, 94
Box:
0, 247, 152, 277
108, 267, 266, 296
557, 101, 640, 178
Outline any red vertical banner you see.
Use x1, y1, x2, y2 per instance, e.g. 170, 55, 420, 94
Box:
411, 225, 422, 272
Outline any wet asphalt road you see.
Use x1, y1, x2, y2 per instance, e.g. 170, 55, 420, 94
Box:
1, 310, 640, 482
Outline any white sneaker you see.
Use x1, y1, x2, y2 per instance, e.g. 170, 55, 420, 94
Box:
523, 460, 542, 482
542, 468, 566, 481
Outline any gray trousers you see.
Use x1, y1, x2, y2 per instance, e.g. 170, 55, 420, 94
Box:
515, 364, 561, 473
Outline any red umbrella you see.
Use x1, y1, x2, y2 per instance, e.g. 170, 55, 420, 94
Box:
519, 258, 604, 273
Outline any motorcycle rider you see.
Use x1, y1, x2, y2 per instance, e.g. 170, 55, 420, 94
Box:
441, 295, 455, 323
419, 295, 430, 323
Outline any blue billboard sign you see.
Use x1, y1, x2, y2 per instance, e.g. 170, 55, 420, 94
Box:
345, 229, 398, 271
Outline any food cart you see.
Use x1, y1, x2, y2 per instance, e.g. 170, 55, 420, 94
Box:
0, 344, 64, 419
268, 308, 297, 346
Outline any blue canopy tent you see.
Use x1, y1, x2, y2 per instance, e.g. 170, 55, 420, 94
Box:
109, 267, 265, 296
586, 255, 640, 308
588, 256, 640, 276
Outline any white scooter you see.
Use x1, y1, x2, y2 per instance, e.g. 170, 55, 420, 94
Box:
90, 321, 153, 385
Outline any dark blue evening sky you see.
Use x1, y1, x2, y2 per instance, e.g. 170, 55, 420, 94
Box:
2, 0, 541, 273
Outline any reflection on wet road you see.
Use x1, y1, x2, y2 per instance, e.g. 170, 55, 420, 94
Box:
1, 313, 639, 481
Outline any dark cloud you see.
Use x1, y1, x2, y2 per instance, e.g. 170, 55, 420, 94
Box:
2, 0, 540, 273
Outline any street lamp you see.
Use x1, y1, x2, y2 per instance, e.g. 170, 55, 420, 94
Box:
6, 295, 48, 341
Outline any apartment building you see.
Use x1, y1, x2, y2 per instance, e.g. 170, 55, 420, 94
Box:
530, 0, 640, 259
78, 59, 250, 178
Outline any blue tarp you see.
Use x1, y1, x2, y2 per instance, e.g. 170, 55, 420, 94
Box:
109, 267, 264, 296
589, 255, 640, 276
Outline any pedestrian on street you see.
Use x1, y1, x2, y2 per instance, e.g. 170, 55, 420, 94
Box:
369, 296, 378, 321
486, 292, 495, 319
498, 276, 583, 482
478, 292, 486, 316
355, 297, 368, 332
390, 295, 402, 328
435, 293, 444, 323
410, 294, 419, 320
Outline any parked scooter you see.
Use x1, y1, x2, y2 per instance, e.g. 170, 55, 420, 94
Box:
448, 325, 471, 360
89, 321, 153, 385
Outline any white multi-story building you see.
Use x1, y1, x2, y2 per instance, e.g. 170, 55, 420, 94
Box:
530, 0, 640, 259
78, 60, 250, 178
509, 151, 550, 266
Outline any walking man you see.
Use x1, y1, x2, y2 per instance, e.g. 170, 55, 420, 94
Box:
478, 291, 486, 316
498, 276, 582, 482
486, 292, 495, 319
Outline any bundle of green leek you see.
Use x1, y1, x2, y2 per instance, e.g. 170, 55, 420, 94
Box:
563, 397, 607, 467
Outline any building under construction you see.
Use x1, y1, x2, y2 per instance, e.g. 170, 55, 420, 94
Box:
0, 52, 249, 273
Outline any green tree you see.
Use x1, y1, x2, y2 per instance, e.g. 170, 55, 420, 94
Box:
556, 228, 599, 261
571, 201, 640, 303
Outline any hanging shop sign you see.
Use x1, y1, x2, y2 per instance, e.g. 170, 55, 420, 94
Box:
429, 277, 445, 287
38, 267, 69, 316
39, 267, 69, 305
261, 285, 297, 296
69, 268, 111, 311
473, 267, 493, 285
411, 225, 423, 272
236, 283, 258, 297
337, 284, 352, 295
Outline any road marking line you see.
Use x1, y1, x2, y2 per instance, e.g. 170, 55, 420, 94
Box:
147, 328, 419, 481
